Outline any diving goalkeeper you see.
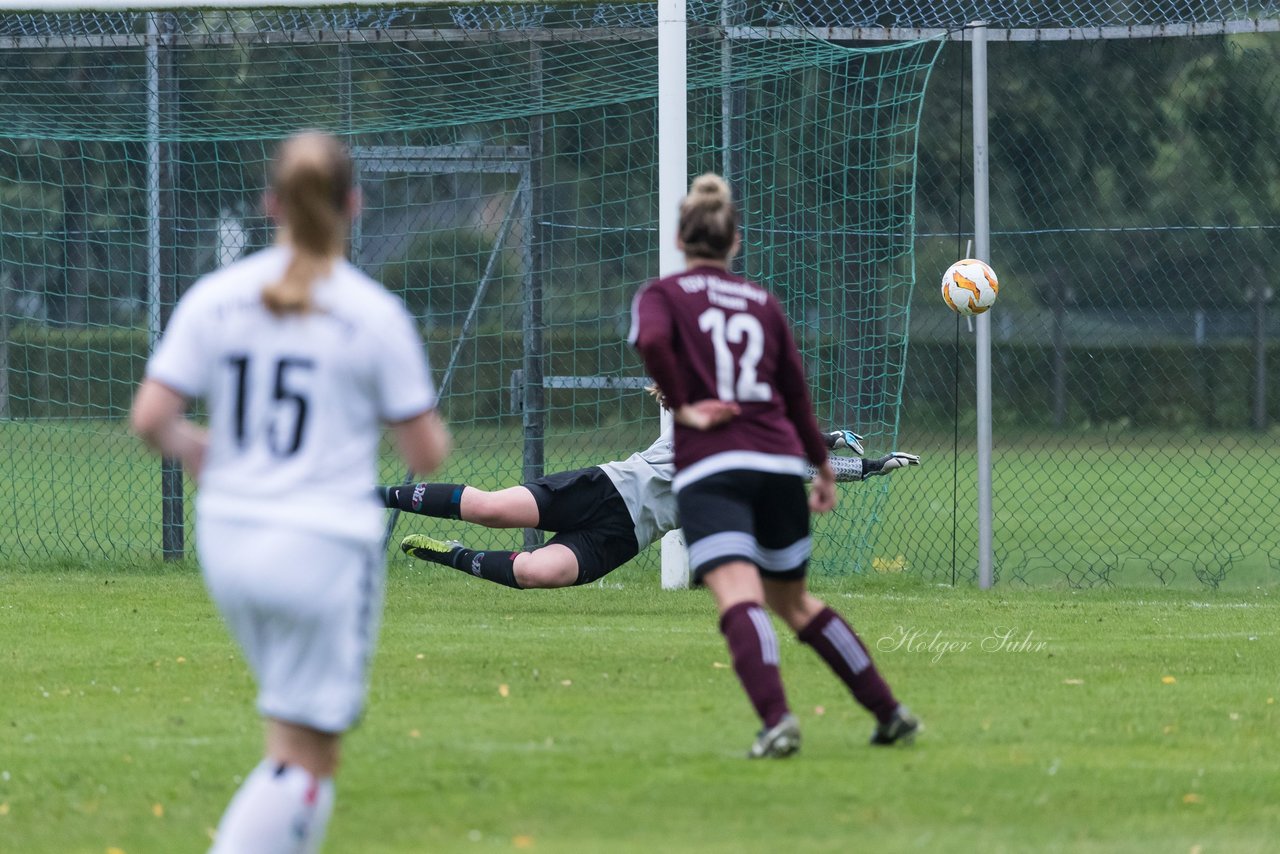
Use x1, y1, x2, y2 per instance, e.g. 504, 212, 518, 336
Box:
389, 419, 922, 747
388, 427, 918, 590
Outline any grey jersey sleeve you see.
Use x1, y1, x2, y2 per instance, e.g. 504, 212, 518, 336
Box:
807, 455, 864, 482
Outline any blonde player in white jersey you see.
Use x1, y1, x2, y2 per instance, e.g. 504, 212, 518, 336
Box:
130, 132, 449, 853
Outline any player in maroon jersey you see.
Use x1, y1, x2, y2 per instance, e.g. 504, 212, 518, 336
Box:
629, 173, 919, 758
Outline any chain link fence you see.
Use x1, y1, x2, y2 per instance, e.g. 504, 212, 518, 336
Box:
882, 29, 1280, 588
2, 2, 1278, 589
0, 3, 938, 574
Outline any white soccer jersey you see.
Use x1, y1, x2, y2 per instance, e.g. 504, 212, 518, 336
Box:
147, 245, 436, 543
597, 426, 678, 551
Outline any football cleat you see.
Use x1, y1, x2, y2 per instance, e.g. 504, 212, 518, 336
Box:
400, 534, 461, 565
869, 705, 921, 746
747, 713, 801, 759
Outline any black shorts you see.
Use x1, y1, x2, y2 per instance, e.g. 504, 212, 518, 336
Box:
676, 470, 810, 585
524, 466, 640, 583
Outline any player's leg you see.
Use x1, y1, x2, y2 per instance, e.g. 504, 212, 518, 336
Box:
402, 467, 636, 589
391, 478, 553, 588
702, 561, 799, 758
265, 719, 340, 775
509, 519, 638, 588
763, 578, 916, 743
525, 494, 640, 588
382, 482, 541, 528
401, 535, 529, 588
682, 473, 797, 758
749, 471, 918, 745
200, 522, 382, 852
511, 544, 580, 587
403, 524, 638, 590
211, 722, 338, 854
402, 536, 577, 589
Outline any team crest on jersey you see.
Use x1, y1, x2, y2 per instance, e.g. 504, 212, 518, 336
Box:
470, 553, 485, 577
410, 482, 427, 511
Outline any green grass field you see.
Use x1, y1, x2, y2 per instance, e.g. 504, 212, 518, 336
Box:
5, 419, 1280, 589
882, 428, 1280, 589
2, 563, 1279, 852
4, 418, 1279, 849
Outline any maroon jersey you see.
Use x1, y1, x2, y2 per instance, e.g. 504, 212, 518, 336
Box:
628, 265, 829, 489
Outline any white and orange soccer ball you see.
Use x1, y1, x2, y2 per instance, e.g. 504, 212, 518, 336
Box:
940, 258, 999, 316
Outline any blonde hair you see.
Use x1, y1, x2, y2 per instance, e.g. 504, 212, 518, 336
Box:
678, 173, 739, 261
645, 383, 670, 411
262, 132, 353, 316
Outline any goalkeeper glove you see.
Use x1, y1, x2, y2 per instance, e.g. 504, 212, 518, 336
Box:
861, 452, 921, 479
824, 429, 865, 455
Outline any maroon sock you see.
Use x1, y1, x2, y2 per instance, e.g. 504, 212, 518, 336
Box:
798, 607, 899, 725
719, 602, 790, 728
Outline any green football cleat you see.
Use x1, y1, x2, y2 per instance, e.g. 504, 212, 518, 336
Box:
400, 534, 461, 565
747, 713, 801, 759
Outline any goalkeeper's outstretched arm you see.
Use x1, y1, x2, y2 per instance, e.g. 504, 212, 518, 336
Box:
812, 450, 921, 482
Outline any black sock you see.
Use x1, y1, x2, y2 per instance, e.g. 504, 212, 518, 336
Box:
381, 483, 465, 519
448, 546, 522, 589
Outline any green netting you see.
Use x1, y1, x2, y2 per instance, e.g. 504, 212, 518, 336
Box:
0, 4, 942, 579
0, 21, 929, 140
15, 4, 1277, 590
1, 1, 1272, 37
882, 34, 1280, 589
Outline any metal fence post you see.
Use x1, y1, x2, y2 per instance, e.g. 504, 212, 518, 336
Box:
0, 275, 8, 420
522, 44, 546, 550
971, 21, 994, 590
151, 13, 184, 561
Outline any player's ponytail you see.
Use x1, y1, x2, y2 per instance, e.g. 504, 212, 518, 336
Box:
678, 173, 739, 261
263, 132, 353, 316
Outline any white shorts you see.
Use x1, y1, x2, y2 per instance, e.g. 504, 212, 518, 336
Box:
197, 518, 385, 734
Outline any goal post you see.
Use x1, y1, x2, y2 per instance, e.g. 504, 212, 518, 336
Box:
657, 0, 689, 588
